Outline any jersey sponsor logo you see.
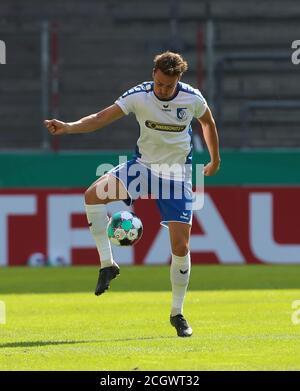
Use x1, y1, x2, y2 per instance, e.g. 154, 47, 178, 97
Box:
145, 120, 186, 132
177, 108, 188, 121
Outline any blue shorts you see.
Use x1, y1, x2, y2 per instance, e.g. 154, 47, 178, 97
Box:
108, 159, 193, 227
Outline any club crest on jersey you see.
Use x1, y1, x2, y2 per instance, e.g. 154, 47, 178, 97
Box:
177, 108, 187, 121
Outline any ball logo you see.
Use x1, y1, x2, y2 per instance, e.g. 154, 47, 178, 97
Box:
0, 40, 6, 64
177, 108, 187, 121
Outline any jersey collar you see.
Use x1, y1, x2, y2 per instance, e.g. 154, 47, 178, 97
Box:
153, 82, 181, 102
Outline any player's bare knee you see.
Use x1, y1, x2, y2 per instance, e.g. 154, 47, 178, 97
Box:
84, 187, 92, 204
172, 243, 189, 257
85, 186, 98, 205
107, 174, 128, 201
85, 177, 109, 205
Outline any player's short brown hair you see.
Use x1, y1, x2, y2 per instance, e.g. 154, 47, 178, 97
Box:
153, 51, 188, 77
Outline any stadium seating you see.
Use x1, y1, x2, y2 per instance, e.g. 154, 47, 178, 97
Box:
0, 0, 299, 149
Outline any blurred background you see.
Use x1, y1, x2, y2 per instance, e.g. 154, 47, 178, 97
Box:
0, 0, 300, 266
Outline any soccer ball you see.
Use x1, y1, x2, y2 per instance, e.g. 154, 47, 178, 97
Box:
27, 252, 46, 267
107, 211, 143, 246
47, 256, 68, 267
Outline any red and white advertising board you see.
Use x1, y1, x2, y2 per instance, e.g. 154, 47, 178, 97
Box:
0, 188, 299, 266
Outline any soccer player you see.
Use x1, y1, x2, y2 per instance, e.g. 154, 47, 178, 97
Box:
44, 51, 220, 337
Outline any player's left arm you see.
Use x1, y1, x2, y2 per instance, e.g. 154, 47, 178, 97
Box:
197, 107, 221, 176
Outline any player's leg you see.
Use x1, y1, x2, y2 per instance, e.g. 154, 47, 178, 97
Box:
156, 174, 193, 337
85, 173, 129, 205
168, 221, 193, 337
85, 173, 129, 267
85, 173, 130, 295
168, 221, 191, 317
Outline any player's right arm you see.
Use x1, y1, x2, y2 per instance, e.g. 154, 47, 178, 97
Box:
44, 103, 125, 135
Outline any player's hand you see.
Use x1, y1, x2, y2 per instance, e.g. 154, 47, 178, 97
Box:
203, 160, 220, 176
44, 119, 70, 135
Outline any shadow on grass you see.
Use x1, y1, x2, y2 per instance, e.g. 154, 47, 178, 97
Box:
1, 265, 300, 294
0, 336, 176, 349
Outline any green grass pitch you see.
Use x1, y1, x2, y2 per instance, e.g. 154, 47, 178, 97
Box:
1, 265, 300, 370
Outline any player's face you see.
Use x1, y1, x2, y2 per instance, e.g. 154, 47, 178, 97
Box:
152, 69, 180, 100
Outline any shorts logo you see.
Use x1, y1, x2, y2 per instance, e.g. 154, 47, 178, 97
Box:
145, 120, 186, 132
180, 214, 190, 220
177, 108, 187, 121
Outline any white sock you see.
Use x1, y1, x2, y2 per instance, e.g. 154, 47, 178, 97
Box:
170, 252, 191, 316
85, 203, 114, 268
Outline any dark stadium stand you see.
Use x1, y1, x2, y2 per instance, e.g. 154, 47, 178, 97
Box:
0, 0, 299, 150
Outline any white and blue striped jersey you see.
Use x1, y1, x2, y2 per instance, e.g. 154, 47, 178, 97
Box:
115, 81, 207, 179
